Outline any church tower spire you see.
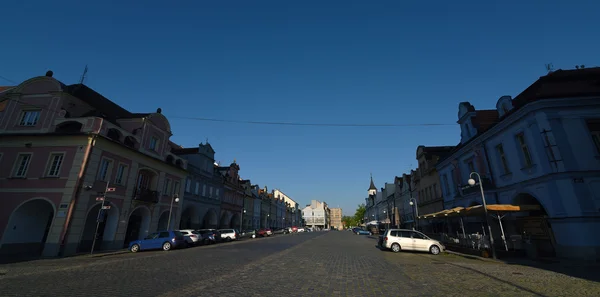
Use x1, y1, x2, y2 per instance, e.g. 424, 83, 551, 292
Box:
368, 173, 377, 196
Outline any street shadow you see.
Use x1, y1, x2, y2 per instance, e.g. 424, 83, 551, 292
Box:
501, 258, 600, 283
0, 255, 42, 265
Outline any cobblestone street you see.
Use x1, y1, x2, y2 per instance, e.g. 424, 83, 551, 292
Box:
0, 231, 598, 297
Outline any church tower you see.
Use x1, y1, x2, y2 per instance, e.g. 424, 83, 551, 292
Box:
368, 174, 377, 196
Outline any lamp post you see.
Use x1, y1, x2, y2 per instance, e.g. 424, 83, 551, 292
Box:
167, 194, 180, 230
241, 208, 246, 231
267, 214, 270, 228
383, 210, 390, 230
409, 198, 419, 231
468, 171, 497, 260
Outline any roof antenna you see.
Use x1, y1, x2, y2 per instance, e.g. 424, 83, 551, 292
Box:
544, 63, 554, 74
79, 65, 88, 84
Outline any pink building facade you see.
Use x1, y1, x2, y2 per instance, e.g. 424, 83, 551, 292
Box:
0, 72, 188, 257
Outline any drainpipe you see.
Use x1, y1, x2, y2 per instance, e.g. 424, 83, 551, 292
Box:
59, 134, 97, 256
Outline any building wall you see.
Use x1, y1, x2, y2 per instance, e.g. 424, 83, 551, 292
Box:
329, 208, 343, 230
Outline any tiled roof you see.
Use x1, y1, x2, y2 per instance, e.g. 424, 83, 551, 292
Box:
0, 86, 14, 93
513, 67, 600, 108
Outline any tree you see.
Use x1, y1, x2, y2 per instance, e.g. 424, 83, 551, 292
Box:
353, 203, 366, 225
342, 216, 355, 228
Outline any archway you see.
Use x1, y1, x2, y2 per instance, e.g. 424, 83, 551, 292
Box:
230, 213, 241, 231
0, 199, 55, 256
79, 202, 119, 252
203, 209, 218, 229
179, 205, 200, 229
512, 193, 555, 257
123, 207, 151, 247
219, 212, 231, 228
157, 211, 169, 231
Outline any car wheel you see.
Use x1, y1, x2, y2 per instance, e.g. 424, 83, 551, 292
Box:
162, 242, 172, 251
130, 244, 140, 253
430, 245, 441, 255
391, 243, 401, 253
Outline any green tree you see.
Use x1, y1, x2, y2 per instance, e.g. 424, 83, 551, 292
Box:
342, 216, 355, 227
353, 203, 366, 225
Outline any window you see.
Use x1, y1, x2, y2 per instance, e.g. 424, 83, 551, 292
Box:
185, 178, 191, 192
516, 133, 533, 167
588, 121, 600, 154
149, 136, 159, 151
209, 186, 213, 197
467, 160, 475, 173
194, 182, 200, 195
202, 184, 206, 196
495, 144, 510, 174
593, 132, 600, 154
173, 181, 180, 195
98, 159, 112, 181
12, 153, 32, 177
19, 110, 40, 126
46, 153, 64, 177
502, 104, 509, 114
115, 164, 127, 185
442, 175, 450, 195
164, 178, 171, 195
215, 189, 220, 198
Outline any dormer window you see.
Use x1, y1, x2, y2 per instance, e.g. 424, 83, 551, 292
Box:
464, 123, 472, 138
502, 104, 509, 114
149, 136, 159, 151
19, 110, 40, 126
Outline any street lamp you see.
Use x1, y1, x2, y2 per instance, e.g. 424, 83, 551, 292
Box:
167, 194, 180, 230
383, 210, 389, 230
409, 198, 419, 230
241, 208, 246, 231
468, 171, 497, 260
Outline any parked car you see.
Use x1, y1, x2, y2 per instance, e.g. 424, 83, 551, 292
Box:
129, 231, 187, 252
219, 229, 240, 241
272, 228, 287, 235
241, 229, 257, 238
380, 229, 445, 255
178, 229, 202, 246
197, 229, 221, 244
355, 229, 371, 235
257, 228, 272, 237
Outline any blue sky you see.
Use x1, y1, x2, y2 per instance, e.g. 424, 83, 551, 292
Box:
1, 1, 598, 215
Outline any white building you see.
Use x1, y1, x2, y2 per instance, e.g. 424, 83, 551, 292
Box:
302, 200, 329, 230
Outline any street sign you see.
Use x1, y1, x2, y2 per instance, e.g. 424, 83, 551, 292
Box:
106, 188, 116, 192
96, 197, 105, 201
102, 205, 111, 210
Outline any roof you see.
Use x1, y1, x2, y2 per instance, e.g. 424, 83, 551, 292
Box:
419, 146, 455, 161
368, 175, 377, 191
512, 67, 600, 108
439, 67, 600, 165
172, 147, 199, 155
64, 84, 138, 120
0, 86, 14, 93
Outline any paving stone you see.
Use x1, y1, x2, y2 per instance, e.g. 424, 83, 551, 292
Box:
0, 231, 598, 297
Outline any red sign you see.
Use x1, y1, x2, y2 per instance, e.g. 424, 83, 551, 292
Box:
106, 188, 116, 192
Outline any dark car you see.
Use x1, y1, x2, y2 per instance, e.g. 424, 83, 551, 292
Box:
196, 229, 221, 245
129, 230, 186, 252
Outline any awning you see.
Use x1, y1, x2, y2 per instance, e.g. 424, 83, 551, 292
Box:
418, 204, 540, 219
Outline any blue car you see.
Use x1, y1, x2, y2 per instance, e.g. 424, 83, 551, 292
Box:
129, 230, 187, 252
355, 229, 371, 235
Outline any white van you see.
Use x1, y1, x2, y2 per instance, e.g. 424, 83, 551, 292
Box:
381, 229, 445, 255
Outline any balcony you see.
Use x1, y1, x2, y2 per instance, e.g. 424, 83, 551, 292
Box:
133, 188, 160, 203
